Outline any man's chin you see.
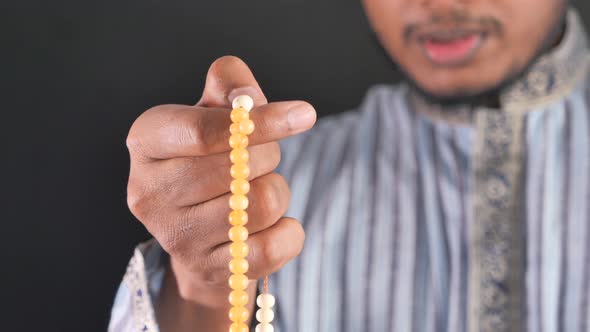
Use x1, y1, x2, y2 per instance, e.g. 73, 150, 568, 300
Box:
407, 78, 505, 108
401, 15, 566, 110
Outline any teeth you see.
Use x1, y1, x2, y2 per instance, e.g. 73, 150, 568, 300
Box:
429, 33, 472, 43
423, 30, 477, 43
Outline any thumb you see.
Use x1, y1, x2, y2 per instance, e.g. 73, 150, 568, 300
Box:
196, 55, 268, 108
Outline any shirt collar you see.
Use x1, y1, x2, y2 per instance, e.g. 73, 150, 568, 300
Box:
501, 8, 589, 112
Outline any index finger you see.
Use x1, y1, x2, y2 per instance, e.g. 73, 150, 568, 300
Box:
127, 100, 316, 160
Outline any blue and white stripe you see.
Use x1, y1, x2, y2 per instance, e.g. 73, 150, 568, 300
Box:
271, 78, 590, 331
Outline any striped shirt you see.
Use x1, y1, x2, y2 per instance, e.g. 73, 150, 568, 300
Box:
109, 8, 590, 332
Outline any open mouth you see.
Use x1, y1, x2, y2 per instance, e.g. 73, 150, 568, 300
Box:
418, 30, 486, 67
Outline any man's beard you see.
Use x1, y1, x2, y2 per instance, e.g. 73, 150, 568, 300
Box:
387, 8, 568, 109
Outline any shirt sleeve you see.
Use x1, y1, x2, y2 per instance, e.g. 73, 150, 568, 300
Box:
107, 239, 285, 332
108, 239, 167, 332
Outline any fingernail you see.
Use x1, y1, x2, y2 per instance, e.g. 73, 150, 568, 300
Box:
227, 87, 263, 106
287, 103, 316, 131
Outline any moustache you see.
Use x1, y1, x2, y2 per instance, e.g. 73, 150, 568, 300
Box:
404, 11, 503, 43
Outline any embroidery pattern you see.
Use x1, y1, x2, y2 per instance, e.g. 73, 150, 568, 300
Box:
123, 247, 159, 332
469, 111, 526, 332
502, 10, 590, 112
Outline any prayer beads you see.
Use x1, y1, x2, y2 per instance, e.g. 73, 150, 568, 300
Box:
228, 96, 254, 332
227, 95, 254, 331
255, 294, 276, 332
228, 95, 275, 332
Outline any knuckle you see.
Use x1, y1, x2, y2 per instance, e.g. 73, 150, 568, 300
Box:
125, 128, 145, 157
127, 175, 184, 255
126, 182, 153, 222
257, 182, 278, 216
158, 223, 183, 256
277, 173, 291, 203
270, 173, 291, 210
254, 175, 288, 221
125, 105, 166, 157
261, 237, 282, 266
255, 219, 305, 270
125, 131, 138, 153
290, 220, 306, 255
184, 114, 211, 155
268, 142, 282, 170
126, 168, 167, 221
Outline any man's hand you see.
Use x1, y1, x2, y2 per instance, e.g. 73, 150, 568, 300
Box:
125, 56, 316, 331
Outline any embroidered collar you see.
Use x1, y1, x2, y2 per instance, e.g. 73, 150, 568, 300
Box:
409, 8, 589, 125
501, 9, 590, 112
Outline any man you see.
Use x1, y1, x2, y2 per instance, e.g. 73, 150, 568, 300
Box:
109, 0, 590, 331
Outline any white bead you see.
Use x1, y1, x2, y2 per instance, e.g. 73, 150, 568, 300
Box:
232, 95, 254, 112
256, 293, 275, 308
256, 308, 274, 323
255, 323, 274, 332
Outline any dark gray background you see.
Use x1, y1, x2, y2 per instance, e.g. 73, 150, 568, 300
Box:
3, 1, 589, 331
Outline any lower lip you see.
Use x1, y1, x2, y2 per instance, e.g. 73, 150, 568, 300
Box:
421, 34, 483, 66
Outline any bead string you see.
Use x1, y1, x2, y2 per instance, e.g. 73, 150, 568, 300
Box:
228, 95, 275, 332
263, 275, 269, 294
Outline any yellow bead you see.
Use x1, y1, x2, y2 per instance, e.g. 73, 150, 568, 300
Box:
231, 107, 249, 123
229, 210, 248, 226
229, 306, 250, 322
239, 119, 255, 135
230, 148, 249, 164
229, 322, 249, 332
229, 133, 249, 149
230, 163, 250, 179
229, 258, 249, 274
229, 274, 249, 290
229, 195, 249, 210
229, 226, 249, 242
229, 241, 249, 258
230, 123, 240, 135
231, 179, 250, 195
229, 290, 249, 306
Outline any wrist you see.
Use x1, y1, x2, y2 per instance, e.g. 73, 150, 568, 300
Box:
155, 259, 257, 332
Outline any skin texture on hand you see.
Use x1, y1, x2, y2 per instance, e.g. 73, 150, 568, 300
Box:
126, 56, 316, 331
